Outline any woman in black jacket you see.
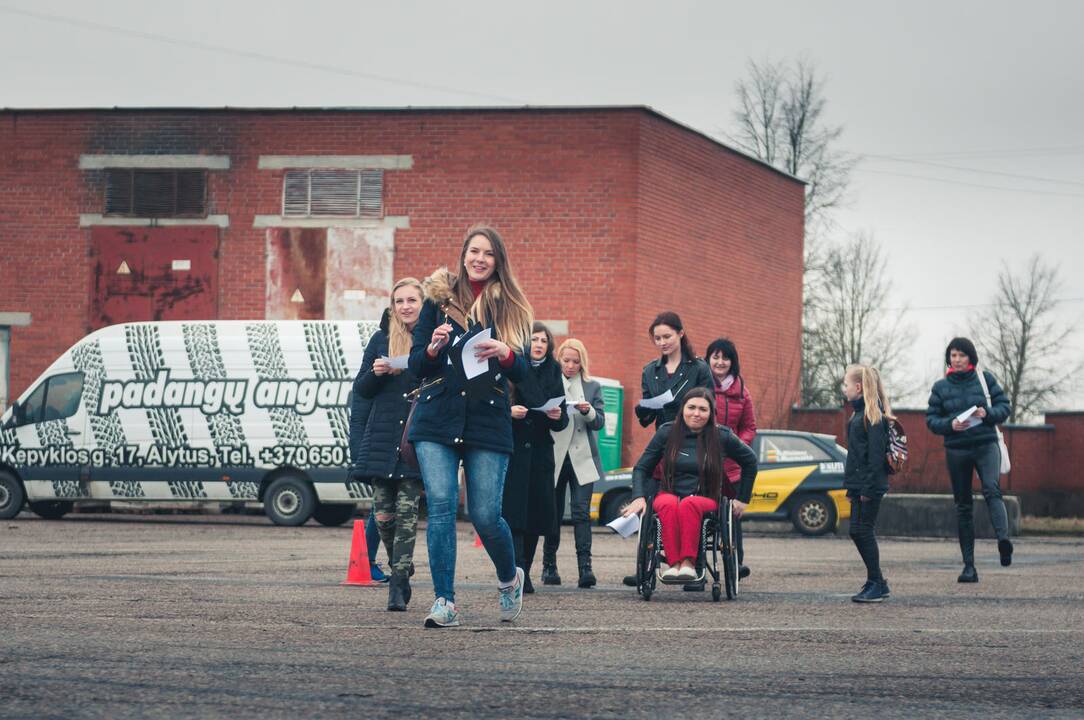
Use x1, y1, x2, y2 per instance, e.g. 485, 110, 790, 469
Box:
502, 322, 569, 594
408, 224, 534, 629
623, 387, 757, 582
926, 337, 1013, 582
635, 311, 713, 431
623, 311, 713, 587
842, 364, 891, 603
354, 278, 424, 611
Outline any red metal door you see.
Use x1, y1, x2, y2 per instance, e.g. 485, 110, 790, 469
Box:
90, 227, 219, 329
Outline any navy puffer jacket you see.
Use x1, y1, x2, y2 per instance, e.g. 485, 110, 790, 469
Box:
351, 316, 421, 482
926, 368, 1011, 449
406, 269, 528, 455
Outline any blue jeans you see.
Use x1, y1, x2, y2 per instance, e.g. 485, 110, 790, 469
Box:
415, 441, 516, 603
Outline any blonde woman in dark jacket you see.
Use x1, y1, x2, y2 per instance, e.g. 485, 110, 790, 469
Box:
542, 338, 605, 589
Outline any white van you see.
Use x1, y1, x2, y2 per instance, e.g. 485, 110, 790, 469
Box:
0, 320, 379, 526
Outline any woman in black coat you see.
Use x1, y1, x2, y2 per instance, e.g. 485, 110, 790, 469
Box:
354, 278, 424, 611
926, 337, 1013, 582
502, 322, 569, 594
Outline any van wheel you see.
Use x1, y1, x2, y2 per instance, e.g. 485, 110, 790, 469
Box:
29, 500, 73, 520
264, 476, 316, 526
600, 490, 632, 526
0, 472, 26, 519
313, 503, 357, 527
790, 494, 836, 536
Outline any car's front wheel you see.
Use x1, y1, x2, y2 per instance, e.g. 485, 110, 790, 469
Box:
264, 476, 316, 526
790, 494, 836, 536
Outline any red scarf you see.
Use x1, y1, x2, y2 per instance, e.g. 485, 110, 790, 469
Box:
946, 363, 975, 376
468, 278, 486, 299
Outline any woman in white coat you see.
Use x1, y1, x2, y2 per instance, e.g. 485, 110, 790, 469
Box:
542, 338, 606, 588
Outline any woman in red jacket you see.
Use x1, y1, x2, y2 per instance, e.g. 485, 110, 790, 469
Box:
705, 337, 757, 580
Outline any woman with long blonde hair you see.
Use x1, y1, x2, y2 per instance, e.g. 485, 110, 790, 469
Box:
408, 224, 535, 628
841, 364, 892, 603
352, 277, 424, 611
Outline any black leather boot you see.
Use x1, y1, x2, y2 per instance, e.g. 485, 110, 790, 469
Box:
577, 559, 597, 588
958, 564, 978, 583
541, 552, 561, 585
387, 574, 410, 611
999, 539, 1014, 567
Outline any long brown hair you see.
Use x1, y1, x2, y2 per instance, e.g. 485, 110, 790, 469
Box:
452, 224, 534, 350
660, 387, 725, 501
387, 277, 424, 362
649, 311, 695, 361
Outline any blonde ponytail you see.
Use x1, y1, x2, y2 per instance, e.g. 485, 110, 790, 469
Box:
846, 364, 893, 426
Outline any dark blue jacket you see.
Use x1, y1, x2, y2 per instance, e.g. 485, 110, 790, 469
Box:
926, 369, 1011, 449
351, 325, 421, 482
845, 399, 889, 498
407, 297, 528, 455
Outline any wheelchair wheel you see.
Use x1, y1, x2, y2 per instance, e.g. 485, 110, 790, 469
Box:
721, 500, 739, 601
636, 509, 659, 601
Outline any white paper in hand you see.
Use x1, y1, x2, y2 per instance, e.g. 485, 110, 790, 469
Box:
460, 327, 493, 380
638, 389, 674, 410
606, 512, 641, 539
381, 355, 410, 370
956, 405, 983, 428
530, 396, 565, 412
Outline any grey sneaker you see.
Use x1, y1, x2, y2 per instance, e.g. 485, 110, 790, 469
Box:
499, 567, 525, 622
424, 597, 460, 628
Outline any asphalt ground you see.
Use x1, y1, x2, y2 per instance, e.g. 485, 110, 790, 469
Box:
1, 513, 1082, 719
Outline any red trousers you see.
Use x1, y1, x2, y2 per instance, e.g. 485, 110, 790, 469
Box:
652, 492, 718, 564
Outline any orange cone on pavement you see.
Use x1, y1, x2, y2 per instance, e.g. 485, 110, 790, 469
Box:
474, 531, 484, 548
341, 519, 379, 586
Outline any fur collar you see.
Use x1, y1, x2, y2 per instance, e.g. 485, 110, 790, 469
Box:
423, 267, 469, 328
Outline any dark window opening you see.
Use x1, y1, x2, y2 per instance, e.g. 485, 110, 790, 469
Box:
105, 169, 207, 218
14, 372, 84, 427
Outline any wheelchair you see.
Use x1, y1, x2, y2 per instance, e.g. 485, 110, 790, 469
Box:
635, 495, 739, 602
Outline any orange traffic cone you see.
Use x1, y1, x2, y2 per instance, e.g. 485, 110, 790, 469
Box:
473, 530, 484, 548
341, 519, 379, 587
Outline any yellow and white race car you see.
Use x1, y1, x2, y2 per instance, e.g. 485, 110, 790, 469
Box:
580, 430, 850, 536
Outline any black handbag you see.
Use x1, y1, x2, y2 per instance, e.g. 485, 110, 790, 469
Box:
399, 377, 443, 470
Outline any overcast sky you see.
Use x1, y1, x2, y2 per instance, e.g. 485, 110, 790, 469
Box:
3, 0, 1082, 410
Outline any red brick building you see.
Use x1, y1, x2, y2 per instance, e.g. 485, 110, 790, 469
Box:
0, 106, 806, 463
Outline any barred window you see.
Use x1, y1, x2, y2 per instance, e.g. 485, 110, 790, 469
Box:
282, 169, 384, 218
104, 169, 207, 217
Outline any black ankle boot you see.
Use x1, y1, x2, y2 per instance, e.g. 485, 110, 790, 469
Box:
998, 539, 1014, 567
577, 561, 597, 588
387, 574, 409, 611
523, 574, 535, 594
541, 552, 561, 585
958, 564, 978, 583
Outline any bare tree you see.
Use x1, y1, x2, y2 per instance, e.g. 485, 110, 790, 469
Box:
731, 57, 856, 241
969, 255, 1080, 422
801, 232, 915, 406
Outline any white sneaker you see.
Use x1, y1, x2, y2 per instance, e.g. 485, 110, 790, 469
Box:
676, 565, 697, 582
498, 567, 525, 622
661, 565, 681, 581
424, 597, 461, 628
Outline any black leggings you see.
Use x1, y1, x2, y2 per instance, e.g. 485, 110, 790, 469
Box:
848, 494, 883, 582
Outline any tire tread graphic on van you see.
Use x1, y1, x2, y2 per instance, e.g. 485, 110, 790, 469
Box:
245, 324, 308, 446
183, 324, 246, 448
304, 323, 350, 446
72, 340, 128, 453
126, 325, 190, 449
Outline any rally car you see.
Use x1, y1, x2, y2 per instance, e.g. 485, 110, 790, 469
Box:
577, 429, 850, 536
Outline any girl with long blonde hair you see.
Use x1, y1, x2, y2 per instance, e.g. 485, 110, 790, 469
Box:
841, 364, 892, 603
408, 224, 535, 628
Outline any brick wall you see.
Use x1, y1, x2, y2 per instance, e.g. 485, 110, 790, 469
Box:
0, 107, 805, 466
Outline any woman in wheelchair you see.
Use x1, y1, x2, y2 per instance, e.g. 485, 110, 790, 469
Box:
623, 388, 758, 583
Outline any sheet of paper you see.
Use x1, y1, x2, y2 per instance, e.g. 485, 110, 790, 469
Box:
638, 389, 674, 410
381, 355, 410, 370
530, 396, 565, 412
956, 405, 982, 428
606, 512, 641, 539
460, 327, 493, 380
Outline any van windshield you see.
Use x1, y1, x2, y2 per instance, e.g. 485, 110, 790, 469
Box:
16, 372, 84, 427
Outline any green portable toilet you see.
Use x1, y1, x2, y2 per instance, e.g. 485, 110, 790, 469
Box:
593, 376, 624, 472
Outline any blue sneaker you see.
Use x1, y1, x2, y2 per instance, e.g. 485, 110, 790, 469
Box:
369, 562, 389, 584
852, 579, 888, 603
499, 567, 525, 622
424, 597, 461, 628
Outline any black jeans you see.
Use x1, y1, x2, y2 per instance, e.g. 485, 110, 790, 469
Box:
543, 456, 594, 565
946, 441, 1009, 562
848, 493, 883, 582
